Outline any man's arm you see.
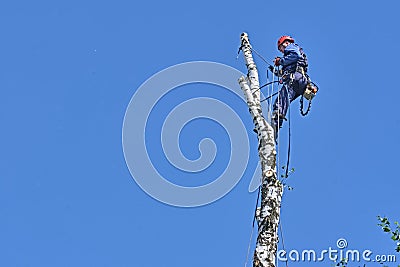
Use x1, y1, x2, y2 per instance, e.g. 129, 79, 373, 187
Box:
279, 44, 302, 67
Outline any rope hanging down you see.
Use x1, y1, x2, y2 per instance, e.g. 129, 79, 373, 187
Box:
244, 186, 261, 267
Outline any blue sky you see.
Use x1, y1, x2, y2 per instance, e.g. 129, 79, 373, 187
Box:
1, 0, 399, 266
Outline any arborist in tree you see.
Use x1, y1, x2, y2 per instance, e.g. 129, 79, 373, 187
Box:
270, 35, 310, 138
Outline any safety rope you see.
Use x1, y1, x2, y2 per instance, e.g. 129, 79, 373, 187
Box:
279, 220, 289, 267
260, 90, 279, 103
284, 86, 292, 178
244, 186, 261, 267
268, 67, 277, 121
276, 74, 281, 156
260, 80, 281, 90
251, 81, 280, 95
250, 47, 274, 68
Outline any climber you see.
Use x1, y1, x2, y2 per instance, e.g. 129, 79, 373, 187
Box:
271, 35, 309, 139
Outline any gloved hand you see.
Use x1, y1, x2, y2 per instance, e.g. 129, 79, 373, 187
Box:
268, 65, 274, 72
274, 57, 281, 66
268, 65, 283, 76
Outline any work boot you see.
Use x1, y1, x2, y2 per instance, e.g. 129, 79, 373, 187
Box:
271, 111, 285, 144
271, 121, 280, 144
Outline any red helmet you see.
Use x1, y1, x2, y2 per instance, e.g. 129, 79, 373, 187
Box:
277, 35, 294, 48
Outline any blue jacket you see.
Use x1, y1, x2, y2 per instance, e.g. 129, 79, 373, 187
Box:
279, 43, 307, 73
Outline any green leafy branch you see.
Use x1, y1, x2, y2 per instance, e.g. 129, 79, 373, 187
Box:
280, 166, 295, 191
334, 258, 348, 267
377, 216, 400, 253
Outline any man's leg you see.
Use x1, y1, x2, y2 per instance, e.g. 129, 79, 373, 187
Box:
272, 74, 308, 142
272, 85, 289, 140
272, 85, 289, 119
290, 72, 308, 100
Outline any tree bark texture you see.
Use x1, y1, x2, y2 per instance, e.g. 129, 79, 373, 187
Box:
238, 32, 283, 267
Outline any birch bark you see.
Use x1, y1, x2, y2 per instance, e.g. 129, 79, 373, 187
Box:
238, 32, 284, 267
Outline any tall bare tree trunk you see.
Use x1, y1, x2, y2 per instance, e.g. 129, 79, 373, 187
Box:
238, 32, 283, 267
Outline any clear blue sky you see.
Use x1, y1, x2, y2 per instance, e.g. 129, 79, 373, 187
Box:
1, 0, 399, 266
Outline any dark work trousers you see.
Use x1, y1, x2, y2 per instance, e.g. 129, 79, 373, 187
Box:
272, 71, 308, 130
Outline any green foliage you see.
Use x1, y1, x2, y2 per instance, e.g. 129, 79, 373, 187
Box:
331, 258, 348, 267
335, 258, 348, 267
280, 166, 295, 191
377, 216, 400, 253
280, 166, 295, 178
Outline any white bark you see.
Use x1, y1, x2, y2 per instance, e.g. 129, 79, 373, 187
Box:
238, 32, 283, 267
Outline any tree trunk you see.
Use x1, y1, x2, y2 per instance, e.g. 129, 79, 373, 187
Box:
238, 32, 283, 267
